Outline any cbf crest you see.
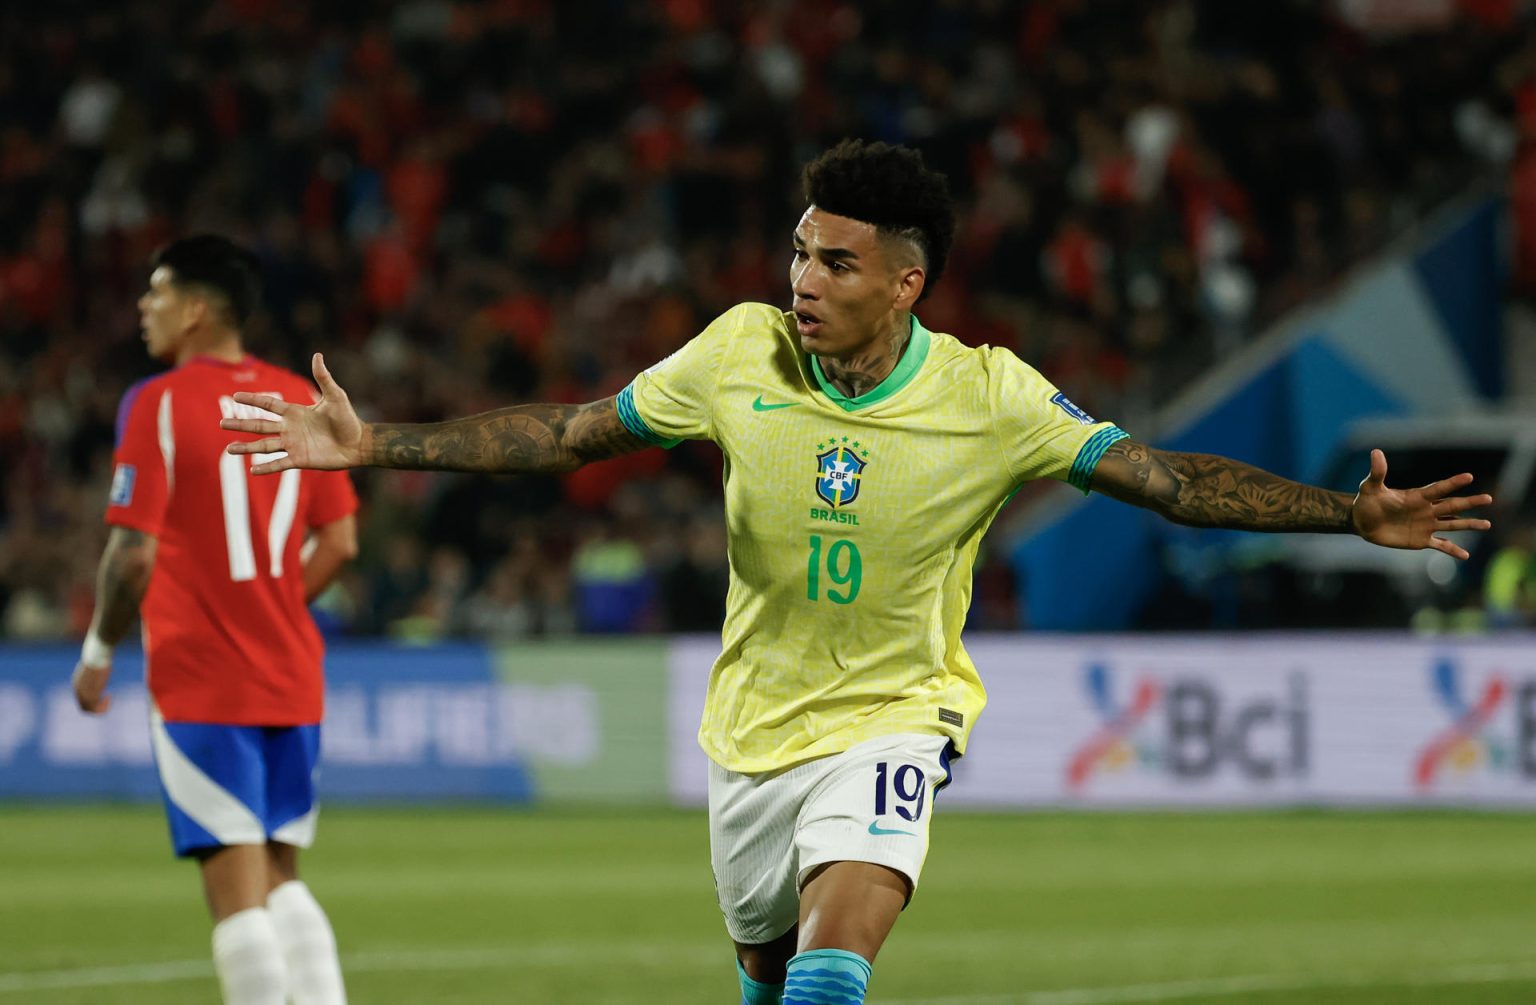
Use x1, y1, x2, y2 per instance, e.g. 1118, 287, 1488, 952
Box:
815, 437, 869, 508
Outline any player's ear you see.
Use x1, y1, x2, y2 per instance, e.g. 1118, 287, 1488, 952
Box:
180, 292, 208, 332
894, 265, 925, 311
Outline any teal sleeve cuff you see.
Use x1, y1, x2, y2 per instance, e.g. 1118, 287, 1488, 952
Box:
1068, 425, 1130, 494
615, 384, 682, 448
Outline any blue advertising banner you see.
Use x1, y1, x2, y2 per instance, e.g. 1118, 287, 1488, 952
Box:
0, 645, 160, 799
0, 641, 668, 803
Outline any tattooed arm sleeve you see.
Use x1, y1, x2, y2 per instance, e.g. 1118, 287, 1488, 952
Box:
365, 397, 651, 473
1088, 439, 1357, 533
88, 527, 157, 645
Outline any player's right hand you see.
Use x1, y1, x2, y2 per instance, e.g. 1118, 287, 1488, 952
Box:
72, 661, 113, 715
221, 353, 367, 474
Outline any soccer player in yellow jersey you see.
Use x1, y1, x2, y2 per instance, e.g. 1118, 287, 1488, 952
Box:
222, 140, 1493, 1004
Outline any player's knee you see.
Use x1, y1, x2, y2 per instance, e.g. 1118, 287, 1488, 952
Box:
735, 926, 797, 984
796, 861, 908, 962
199, 844, 276, 922
266, 841, 300, 889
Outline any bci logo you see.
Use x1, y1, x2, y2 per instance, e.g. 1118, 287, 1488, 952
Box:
1067, 664, 1309, 790
1415, 659, 1536, 790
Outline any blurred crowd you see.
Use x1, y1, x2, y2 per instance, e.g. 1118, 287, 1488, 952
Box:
3, 0, 1535, 641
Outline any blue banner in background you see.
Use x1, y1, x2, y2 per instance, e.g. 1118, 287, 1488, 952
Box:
0, 644, 539, 802
0, 646, 160, 798
314, 643, 536, 801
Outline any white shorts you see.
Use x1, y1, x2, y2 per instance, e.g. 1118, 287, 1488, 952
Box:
708, 733, 954, 945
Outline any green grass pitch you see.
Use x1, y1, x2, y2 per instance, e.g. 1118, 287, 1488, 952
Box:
1, 806, 1533, 1003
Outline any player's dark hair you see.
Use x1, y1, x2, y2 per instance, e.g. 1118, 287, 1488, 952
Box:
801, 139, 955, 301
151, 234, 263, 327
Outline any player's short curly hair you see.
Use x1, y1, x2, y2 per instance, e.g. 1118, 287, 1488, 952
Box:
802, 139, 956, 300
152, 234, 263, 326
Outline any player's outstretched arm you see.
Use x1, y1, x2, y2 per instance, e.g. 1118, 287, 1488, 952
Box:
1089, 440, 1492, 559
221, 353, 651, 475
73, 526, 157, 714
363, 395, 649, 473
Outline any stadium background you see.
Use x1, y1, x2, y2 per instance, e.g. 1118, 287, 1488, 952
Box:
3, 1, 1536, 1002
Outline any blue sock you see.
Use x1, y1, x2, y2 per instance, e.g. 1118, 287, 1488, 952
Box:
738, 959, 785, 1004
782, 949, 871, 1005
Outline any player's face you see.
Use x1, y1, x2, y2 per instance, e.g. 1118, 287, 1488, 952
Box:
137, 266, 192, 361
790, 207, 917, 359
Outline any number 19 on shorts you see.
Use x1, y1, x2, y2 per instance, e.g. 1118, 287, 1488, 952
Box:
875, 761, 926, 822
806, 535, 861, 604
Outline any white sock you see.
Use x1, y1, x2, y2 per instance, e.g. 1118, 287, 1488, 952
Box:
211, 908, 286, 1005
267, 880, 347, 1004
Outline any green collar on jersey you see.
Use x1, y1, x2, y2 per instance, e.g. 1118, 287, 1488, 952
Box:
809, 315, 932, 412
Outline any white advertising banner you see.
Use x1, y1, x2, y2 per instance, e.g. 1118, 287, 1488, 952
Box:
668, 636, 719, 804
667, 634, 1536, 808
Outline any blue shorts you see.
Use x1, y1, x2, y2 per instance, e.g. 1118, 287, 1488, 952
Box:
148, 708, 322, 858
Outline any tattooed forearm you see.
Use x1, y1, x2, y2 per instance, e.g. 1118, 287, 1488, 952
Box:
1090, 440, 1355, 533
90, 528, 156, 644
364, 397, 650, 473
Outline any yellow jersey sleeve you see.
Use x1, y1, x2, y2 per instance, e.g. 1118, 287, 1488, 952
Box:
617, 303, 771, 444
986, 347, 1129, 493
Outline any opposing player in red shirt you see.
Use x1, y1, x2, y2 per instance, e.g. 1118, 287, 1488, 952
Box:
73, 235, 359, 1005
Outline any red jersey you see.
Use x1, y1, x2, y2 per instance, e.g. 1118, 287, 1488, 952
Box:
106, 354, 358, 725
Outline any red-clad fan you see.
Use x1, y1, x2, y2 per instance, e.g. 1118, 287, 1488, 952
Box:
74, 235, 358, 1005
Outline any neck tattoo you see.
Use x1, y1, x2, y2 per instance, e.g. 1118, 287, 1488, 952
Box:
821, 321, 910, 398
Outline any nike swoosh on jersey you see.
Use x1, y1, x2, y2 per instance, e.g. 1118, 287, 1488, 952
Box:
867, 820, 917, 837
752, 395, 799, 412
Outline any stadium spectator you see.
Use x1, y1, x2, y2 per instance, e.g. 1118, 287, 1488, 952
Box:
458, 550, 538, 641
658, 513, 731, 632
1482, 519, 1536, 627
570, 523, 655, 633
73, 237, 358, 1005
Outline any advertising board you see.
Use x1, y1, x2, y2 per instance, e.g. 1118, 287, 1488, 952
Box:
667, 634, 1536, 808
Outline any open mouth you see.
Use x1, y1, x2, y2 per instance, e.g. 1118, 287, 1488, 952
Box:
794, 309, 823, 338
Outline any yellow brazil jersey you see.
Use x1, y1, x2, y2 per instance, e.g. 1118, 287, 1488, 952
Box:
616, 302, 1127, 774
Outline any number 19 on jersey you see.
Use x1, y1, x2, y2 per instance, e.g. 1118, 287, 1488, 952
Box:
807, 534, 861, 604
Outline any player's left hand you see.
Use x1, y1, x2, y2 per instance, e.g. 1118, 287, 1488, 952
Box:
1350, 449, 1492, 560
72, 661, 113, 714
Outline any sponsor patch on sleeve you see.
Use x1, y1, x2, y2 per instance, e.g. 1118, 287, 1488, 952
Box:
1050, 391, 1095, 425
108, 464, 136, 507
